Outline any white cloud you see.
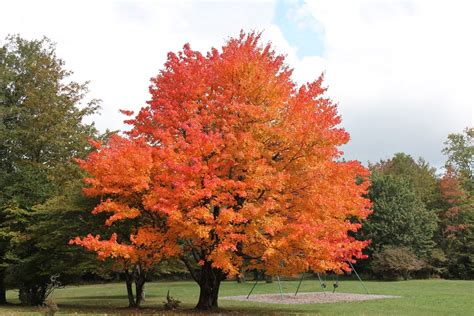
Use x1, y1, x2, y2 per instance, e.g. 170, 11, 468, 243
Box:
1, 0, 472, 167
301, 0, 474, 166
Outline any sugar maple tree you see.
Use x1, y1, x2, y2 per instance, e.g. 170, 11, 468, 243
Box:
73, 32, 371, 310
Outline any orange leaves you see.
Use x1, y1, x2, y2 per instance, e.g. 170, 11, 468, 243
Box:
70, 227, 175, 269
438, 167, 470, 238
73, 31, 372, 279
72, 135, 166, 269
439, 167, 466, 205
79, 135, 153, 198
92, 200, 140, 224
78, 135, 154, 228
69, 233, 135, 261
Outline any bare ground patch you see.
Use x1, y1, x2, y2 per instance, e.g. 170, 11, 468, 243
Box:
222, 292, 400, 305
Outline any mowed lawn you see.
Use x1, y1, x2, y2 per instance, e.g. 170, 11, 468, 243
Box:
1, 279, 473, 315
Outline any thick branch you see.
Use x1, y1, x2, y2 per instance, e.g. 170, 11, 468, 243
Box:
181, 257, 199, 283
256, 189, 266, 201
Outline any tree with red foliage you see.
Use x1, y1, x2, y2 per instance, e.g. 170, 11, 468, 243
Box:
437, 167, 474, 278
73, 32, 372, 310
439, 167, 468, 234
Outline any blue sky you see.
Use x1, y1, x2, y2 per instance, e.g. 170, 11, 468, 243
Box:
273, 0, 325, 58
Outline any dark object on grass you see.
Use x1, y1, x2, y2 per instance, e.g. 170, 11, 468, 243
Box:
163, 290, 181, 310
332, 275, 339, 293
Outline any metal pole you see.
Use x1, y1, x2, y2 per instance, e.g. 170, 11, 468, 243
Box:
294, 273, 304, 296
316, 273, 326, 295
276, 275, 284, 299
348, 261, 369, 294
247, 280, 258, 299
332, 275, 339, 293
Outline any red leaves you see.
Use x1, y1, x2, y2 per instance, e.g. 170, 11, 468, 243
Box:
73, 31, 371, 278
119, 109, 134, 116
440, 167, 467, 205
439, 167, 470, 238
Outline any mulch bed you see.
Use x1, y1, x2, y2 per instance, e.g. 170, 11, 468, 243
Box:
222, 292, 400, 305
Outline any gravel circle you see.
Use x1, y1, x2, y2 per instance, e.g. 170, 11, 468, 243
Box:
222, 292, 400, 305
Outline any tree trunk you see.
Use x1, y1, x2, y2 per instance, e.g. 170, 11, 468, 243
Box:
19, 285, 46, 306
265, 274, 273, 283
124, 272, 136, 308
195, 263, 223, 310
140, 283, 146, 302
134, 274, 146, 307
210, 277, 221, 307
253, 269, 260, 281
0, 269, 6, 305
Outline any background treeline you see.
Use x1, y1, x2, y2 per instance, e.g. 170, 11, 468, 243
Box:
357, 146, 473, 281
0, 35, 472, 306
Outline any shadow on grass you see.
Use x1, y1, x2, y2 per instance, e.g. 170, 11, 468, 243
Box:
63, 295, 129, 300
1, 302, 322, 315
58, 306, 315, 315
63, 294, 161, 300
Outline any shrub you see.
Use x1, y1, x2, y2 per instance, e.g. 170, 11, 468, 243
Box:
371, 246, 425, 280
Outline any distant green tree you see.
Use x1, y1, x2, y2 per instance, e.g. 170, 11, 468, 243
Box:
359, 173, 437, 276
370, 153, 438, 208
6, 181, 109, 305
0, 35, 100, 305
0, 204, 29, 304
442, 127, 473, 193
428, 128, 474, 280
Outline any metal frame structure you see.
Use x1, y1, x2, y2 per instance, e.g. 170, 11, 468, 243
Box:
246, 262, 369, 299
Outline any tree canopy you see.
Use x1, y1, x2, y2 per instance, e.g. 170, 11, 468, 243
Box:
370, 153, 438, 208
360, 173, 437, 259
0, 35, 100, 305
74, 32, 372, 310
442, 127, 473, 193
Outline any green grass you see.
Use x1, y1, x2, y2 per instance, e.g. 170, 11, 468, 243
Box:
1, 279, 473, 315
